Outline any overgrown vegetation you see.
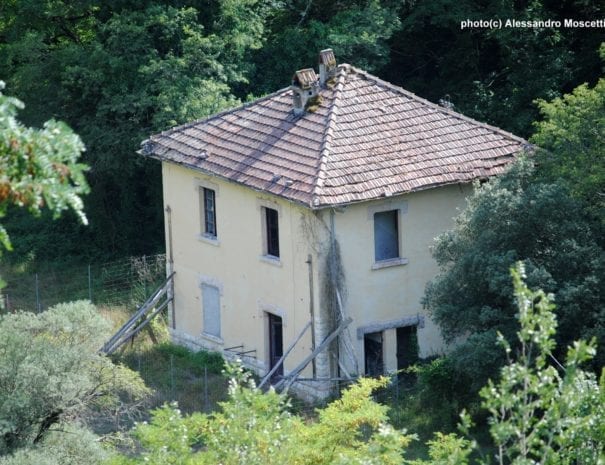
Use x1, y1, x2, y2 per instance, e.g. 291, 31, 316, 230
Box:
119, 341, 228, 415
422, 67, 605, 413
0, 301, 149, 462
109, 265, 605, 464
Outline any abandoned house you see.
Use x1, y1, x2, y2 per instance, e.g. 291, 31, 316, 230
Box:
140, 49, 527, 399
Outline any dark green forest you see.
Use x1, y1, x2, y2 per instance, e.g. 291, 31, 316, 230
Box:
1, 0, 603, 263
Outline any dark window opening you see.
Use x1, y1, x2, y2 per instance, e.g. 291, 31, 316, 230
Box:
265, 207, 280, 257
364, 331, 383, 376
396, 326, 419, 383
374, 210, 399, 261
203, 188, 216, 237
268, 313, 284, 380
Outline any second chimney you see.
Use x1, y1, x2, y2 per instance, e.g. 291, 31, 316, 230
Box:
319, 49, 337, 86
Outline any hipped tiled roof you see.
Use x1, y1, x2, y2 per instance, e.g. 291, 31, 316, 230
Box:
141, 64, 529, 208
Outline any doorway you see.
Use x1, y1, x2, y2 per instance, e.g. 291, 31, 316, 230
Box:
268, 313, 284, 379
364, 331, 384, 376
396, 325, 418, 383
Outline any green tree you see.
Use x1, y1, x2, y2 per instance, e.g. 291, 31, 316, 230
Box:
479, 263, 605, 464
248, 0, 401, 95
0, 0, 268, 261
0, 81, 89, 254
531, 60, 605, 230
424, 158, 605, 396
0, 301, 149, 457
386, 0, 603, 138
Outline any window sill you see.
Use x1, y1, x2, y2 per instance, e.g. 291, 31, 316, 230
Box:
197, 234, 220, 246
259, 255, 282, 267
371, 257, 408, 270
200, 332, 224, 345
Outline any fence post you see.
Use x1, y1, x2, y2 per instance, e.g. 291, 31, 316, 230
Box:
170, 354, 175, 401
88, 264, 92, 303
35, 273, 41, 312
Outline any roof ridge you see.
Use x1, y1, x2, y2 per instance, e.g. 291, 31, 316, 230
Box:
311, 65, 348, 207
345, 64, 530, 147
149, 86, 292, 141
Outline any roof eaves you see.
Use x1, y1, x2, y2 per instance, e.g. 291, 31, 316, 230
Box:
151, 155, 315, 209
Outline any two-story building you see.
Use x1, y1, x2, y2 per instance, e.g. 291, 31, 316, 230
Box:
140, 50, 527, 399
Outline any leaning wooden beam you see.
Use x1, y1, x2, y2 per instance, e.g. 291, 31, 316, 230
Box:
276, 317, 352, 392
103, 298, 171, 355
332, 352, 353, 380
259, 321, 312, 389
102, 273, 174, 353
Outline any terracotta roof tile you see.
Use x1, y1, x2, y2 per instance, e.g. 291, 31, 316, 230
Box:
142, 64, 529, 208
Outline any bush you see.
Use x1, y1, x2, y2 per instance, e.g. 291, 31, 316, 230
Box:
0, 301, 148, 454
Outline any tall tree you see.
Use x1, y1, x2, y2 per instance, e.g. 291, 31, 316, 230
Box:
531, 51, 605, 231
249, 0, 401, 94
0, 0, 268, 261
424, 159, 605, 395
0, 81, 89, 264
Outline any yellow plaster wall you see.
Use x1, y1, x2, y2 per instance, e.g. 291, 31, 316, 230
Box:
328, 183, 472, 373
162, 162, 322, 378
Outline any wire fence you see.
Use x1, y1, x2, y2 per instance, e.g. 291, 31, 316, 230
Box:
1, 254, 167, 312
129, 352, 228, 415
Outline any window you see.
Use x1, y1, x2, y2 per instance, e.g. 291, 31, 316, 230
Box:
374, 210, 399, 261
200, 187, 217, 238
202, 284, 220, 338
264, 207, 280, 258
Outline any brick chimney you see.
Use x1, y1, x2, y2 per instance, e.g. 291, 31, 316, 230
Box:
319, 49, 337, 86
291, 68, 319, 115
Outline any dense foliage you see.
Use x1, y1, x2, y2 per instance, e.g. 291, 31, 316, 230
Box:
0, 301, 148, 461
110, 365, 413, 465
0, 0, 602, 263
385, 0, 603, 138
0, 82, 88, 255
532, 52, 605, 230
423, 63, 605, 403
424, 158, 605, 395
478, 264, 604, 464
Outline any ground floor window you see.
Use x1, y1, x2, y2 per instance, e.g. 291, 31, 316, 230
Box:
202, 284, 220, 338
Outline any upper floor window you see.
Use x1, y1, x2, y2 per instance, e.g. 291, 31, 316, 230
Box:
200, 187, 217, 238
264, 207, 280, 258
374, 209, 399, 261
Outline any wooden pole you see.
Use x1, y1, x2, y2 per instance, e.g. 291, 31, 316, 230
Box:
276, 317, 352, 392
259, 321, 312, 389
